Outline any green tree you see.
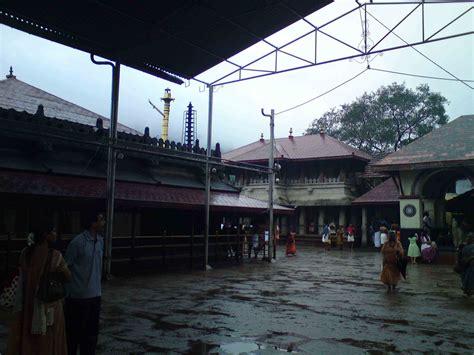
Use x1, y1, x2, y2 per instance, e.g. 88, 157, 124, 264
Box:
305, 83, 449, 155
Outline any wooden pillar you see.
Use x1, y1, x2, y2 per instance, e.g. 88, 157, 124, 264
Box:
130, 210, 136, 263
338, 207, 346, 228
362, 207, 368, 247
281, 216, 288, 236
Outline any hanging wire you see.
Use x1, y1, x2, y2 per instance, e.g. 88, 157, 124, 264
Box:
369, 67, 474, 83
78, 146, 102, 174
365, 9, 473, 90
275, 68, 369, 116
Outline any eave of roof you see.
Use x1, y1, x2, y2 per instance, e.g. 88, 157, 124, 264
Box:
0, 1, 332, 82
352, 178, 400, 206
0, 170, 293, 213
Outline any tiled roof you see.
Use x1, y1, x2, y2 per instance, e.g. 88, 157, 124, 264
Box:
0, 170, 293, 213
373, 115, 474, 170
357, 160, 390, 179
223, 133, 372, 162
0, 106, 213, 158
0, 76, 140, 135
352, 178, 399, 205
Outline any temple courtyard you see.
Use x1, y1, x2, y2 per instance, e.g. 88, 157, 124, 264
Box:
1, 245, 473, 354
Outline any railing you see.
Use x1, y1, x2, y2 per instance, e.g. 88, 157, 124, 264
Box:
247, 177, 344, 185
1, 232, 260, 279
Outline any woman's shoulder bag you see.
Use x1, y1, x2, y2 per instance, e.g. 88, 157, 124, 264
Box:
36, 249, 65, 303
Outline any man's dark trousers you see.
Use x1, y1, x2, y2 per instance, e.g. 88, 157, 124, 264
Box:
65, 297, 101, 355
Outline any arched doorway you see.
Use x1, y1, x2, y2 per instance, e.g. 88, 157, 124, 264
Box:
412, 168, 474, 247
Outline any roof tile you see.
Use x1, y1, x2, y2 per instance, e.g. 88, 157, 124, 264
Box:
223, 133, 371, 162
0, 77, 140, 135
352, 178, 399, 205
374, 115, 474, 169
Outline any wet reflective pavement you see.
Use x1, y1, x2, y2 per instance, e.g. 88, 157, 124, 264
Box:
1, 246, 473, 354
96, 246, 473, 354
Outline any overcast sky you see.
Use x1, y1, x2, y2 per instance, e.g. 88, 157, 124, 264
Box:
1, 1, 473, 152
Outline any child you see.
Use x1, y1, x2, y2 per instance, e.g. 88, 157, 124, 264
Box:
346, 224, 355, 251
407, 233, 421, 264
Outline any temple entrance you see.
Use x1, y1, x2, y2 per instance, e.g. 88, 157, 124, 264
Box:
413, 169, 474, 247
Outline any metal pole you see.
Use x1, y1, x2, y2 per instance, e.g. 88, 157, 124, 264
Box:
261, 109, 274, 261
204, 85, 214, 270
105, 61, 120, 278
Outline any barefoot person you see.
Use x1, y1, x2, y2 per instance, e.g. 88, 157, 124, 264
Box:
381, 231, 404, 292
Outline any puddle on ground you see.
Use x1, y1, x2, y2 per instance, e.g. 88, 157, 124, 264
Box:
220, 341, 265, 354
187, 339, 299, 354
188, 340, 220, 354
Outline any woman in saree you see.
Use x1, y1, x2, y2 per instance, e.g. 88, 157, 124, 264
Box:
380, 231, 404, 293
420, 232, 437, 263
286, 230, 297, 256
7, 225, 71, 355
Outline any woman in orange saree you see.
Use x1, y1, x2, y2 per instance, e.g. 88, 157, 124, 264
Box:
380, 232, 404, 293
286, 231, 297, 256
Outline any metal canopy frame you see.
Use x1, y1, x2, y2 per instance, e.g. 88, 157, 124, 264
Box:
0, 0, 332, 82
197, 0, 473, 267
193, 0, 473, 87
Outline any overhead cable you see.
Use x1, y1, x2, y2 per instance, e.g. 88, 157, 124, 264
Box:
369, 67, 474, 83
275, 68, 369, 116
365, 9, 473, 90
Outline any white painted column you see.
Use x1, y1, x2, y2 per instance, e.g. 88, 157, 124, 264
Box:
318, 208, 325, 234
299, 208, 306, 235
362, 207, 368, 246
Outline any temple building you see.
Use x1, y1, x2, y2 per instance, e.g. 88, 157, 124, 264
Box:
222, 129, 372, 239
372, 114, 474, 246
0, 71, 292, 273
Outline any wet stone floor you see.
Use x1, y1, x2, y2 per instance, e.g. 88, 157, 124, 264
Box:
1, 246, 474, 354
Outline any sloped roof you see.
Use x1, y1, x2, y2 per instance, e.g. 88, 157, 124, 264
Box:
373, 115, 474, 171
357, 160, 390, 179
0, 170, 293, 214
223, 133, 372, 162
352, 178, 399, 205
0, 75, 140, 135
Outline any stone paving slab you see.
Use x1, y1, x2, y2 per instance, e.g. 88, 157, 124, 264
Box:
1, 246, 473, 354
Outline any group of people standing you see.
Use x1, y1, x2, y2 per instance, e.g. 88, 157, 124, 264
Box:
407, 231, 437, 264
321, 223, 356, 251
6, 211, 105, 355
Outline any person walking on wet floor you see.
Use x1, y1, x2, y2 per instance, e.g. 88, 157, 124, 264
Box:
381, 231, 405, 292
286, 230, 297, 256
407, 233, 421, 264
